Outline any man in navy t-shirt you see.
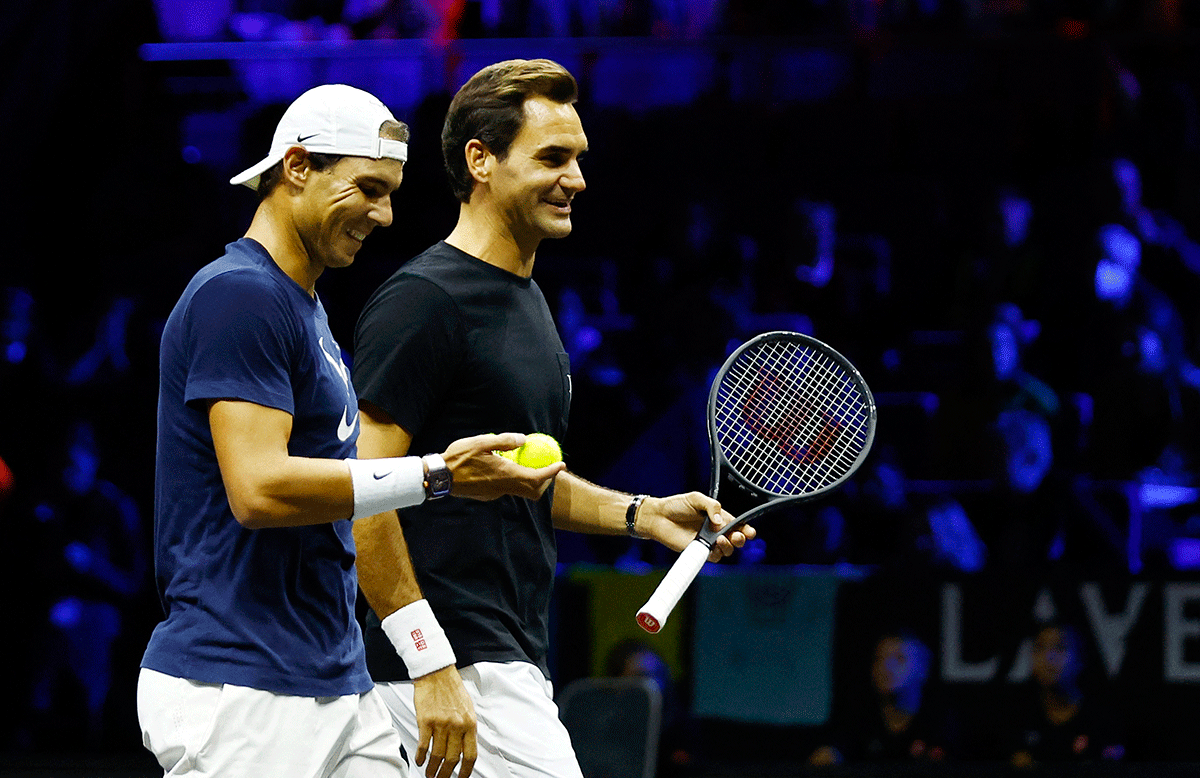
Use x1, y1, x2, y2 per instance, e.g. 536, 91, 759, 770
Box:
139, 84, 562, 778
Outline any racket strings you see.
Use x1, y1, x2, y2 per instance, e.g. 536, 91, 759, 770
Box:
719, 354, 862, 491
792, 353, 865, 481
715, 340, 871, 495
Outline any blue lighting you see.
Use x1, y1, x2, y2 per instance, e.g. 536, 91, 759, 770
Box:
1169, 538, 1200, 570
5, 341, 25, 364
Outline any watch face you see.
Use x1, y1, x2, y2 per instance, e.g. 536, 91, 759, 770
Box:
428, 469, 452, 498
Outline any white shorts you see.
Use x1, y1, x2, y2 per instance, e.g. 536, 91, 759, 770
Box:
137, 668, 406, 778
375, 661, 584, 778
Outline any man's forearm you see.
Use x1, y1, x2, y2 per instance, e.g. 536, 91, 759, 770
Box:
550, 470, 640, 535
353, 510, 426, 618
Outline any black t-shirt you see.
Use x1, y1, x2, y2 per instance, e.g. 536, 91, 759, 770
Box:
352, 241, 571, 681
1007, 692, 1126, 762
832, 698, 958, 762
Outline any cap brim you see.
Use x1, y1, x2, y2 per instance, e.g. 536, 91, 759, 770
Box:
229, 154, 281, 190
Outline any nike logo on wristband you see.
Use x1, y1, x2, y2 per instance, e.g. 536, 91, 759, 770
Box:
373, 472, 391, 480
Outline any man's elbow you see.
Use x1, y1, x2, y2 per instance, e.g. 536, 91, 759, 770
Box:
227, 492, 281, 529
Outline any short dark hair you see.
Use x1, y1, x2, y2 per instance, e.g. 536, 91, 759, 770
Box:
256, 119, 410, 199
441, 59, 578, 203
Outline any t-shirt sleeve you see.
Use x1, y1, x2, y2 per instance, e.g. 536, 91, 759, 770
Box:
182, 270, 296, 414
352, 273, 462, 435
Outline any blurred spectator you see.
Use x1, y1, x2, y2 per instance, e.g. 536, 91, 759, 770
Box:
1071, 222, 1197, 482
27, 420, 147, 748
0, 288, 63, 493
924, 497, 987, 573
810, 631, 957, 765
1005, 623, 1126, 768
988, 302, 1060, 418
982, 407, 1082, 572
837, 444, 986, 572
2, 287, 39, 372
1110, 157, 1200, 276
793, 200, 837, 291
341, 0, 440, 37
64, 297, 136, 388
604, 639, 693, 776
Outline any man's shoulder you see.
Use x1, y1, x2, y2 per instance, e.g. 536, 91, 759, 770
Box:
366, 245, 450, 299
389, 241, 470, 284
364, 243, 473, 310
188, 240, 268, 285
190, 240, 278, 294
173, 244, 296, 334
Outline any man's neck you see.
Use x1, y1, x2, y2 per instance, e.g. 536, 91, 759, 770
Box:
445, 202, 538, 278
244, 201, 322, 295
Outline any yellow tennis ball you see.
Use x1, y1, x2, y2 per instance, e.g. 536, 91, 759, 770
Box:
491, 434, 520, 461
516, 433, 562, 468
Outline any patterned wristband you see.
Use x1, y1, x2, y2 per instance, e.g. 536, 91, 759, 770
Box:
380, 599, 456, 678
626, 494, 647, 538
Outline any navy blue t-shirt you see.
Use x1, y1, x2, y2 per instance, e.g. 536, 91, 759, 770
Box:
142, 238, 371, 697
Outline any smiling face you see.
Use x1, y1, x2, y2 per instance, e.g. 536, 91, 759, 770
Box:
294, 152, 405, 270
483, 95, 587, 248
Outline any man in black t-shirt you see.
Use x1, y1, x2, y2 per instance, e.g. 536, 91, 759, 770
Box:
351, 59, 754, 778
1007, 623, 1126, 768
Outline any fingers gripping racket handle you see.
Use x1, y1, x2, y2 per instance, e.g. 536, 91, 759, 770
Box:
636, 540, 711, 633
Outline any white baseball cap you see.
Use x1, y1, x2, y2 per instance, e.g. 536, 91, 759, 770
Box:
230, 84, 408, 190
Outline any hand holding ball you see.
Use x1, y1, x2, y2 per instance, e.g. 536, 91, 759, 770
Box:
515, 433, 563, 468
494, 433, 563, 468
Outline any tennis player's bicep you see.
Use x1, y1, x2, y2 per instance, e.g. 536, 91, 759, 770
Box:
209, 399, 294, 525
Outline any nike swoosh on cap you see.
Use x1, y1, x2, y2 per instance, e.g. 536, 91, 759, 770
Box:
297, 132, 319, 143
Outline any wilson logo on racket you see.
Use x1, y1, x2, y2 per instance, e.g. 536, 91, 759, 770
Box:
738, 365, 849, 492
741, 377, 845, 467
798, 415, 844, 465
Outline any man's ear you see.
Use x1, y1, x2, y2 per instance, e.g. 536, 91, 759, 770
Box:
280, 145, 311, 188
464, 139, 492, 186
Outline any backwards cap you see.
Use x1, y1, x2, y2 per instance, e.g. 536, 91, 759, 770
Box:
230, 84, 407, 190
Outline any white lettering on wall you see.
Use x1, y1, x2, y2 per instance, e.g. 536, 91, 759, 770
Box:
941, 583, 1000, 682
1080, 582, 1149, 678
1164, 583, 1200, 683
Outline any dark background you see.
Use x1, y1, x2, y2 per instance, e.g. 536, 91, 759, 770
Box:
5, 0, 1200, 774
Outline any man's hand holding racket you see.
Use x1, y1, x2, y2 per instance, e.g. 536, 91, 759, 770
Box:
633, 492, 756, 562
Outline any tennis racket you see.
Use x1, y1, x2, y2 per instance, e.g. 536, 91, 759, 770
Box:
636, 331, 877, 633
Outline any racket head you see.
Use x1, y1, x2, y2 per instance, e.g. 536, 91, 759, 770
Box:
707, 331, 876, 511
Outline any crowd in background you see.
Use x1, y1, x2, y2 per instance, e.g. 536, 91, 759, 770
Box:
153, 0, 1195, 43
5, 0, 1200, 768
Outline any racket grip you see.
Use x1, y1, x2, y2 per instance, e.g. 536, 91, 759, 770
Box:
636, 539, 711, 634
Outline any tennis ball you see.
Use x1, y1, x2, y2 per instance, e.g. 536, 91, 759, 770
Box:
491, 434, 520, 461
516, 433, 563, 468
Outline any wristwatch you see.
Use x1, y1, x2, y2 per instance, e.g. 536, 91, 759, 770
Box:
421, 454, 452, 500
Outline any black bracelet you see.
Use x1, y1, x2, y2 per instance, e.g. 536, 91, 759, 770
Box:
626, 494, 647, 538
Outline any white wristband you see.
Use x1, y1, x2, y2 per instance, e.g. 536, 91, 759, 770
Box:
346, 457, 425, 520
381, 599, 456, 678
